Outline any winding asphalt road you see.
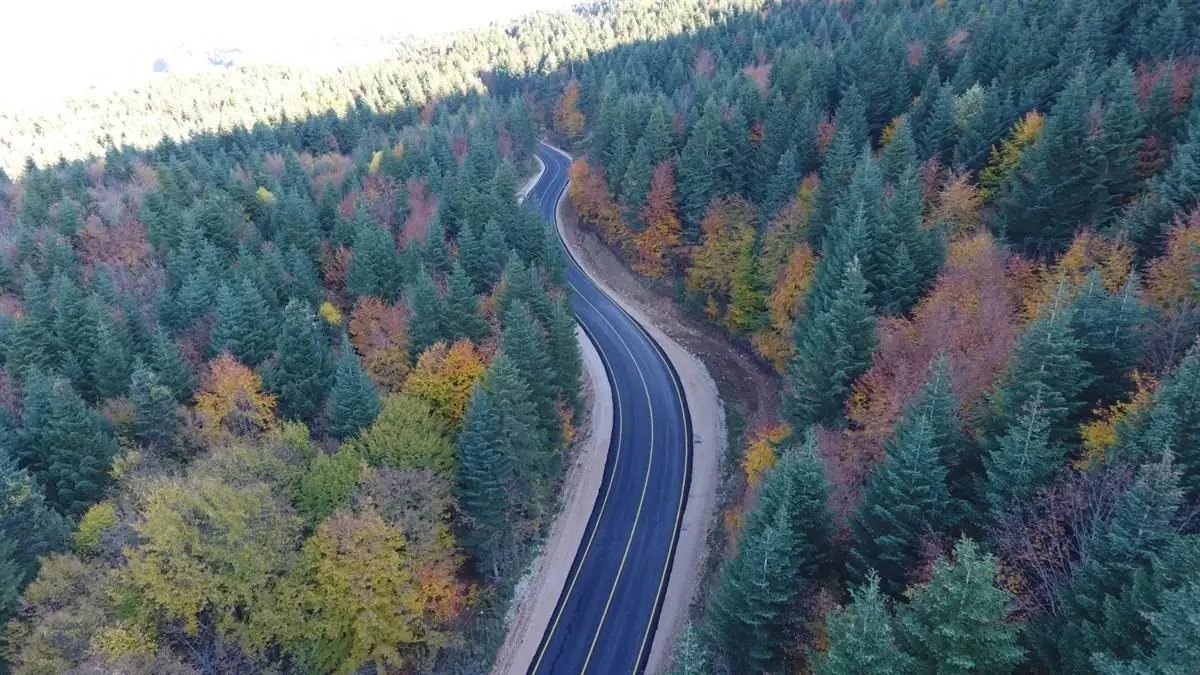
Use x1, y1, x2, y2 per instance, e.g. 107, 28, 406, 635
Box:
525, 142, 692, 674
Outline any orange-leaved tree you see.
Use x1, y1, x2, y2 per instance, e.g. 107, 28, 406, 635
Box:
633, 159, 683, 278
349, 296, 411, 392
553, 80, 586, 140
401, 340, 488, 428
193, 354, 277, 442
568, 157, 627, 246
687, 195, 757, 319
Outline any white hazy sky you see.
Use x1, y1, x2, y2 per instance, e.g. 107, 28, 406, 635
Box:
1, 0, 570, 106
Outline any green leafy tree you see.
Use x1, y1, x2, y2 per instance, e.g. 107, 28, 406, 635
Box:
295, 448, 363, 522
347, 394, 454, 474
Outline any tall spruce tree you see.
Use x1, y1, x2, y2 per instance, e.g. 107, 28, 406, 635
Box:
455, 388, 514, 580
407, 268, 443, 357
130, 364, 179, 451
897, 538, 1026, 674
786, 258, 877, 429
270, 300, 333, 425
983, 391, 1063, 517
709, 505, 805, 673
849, 416, 956, 596
328, 346, 381, 440
500, 301, 561, 454
814, 574, 915, 675
441, 261, 489, 344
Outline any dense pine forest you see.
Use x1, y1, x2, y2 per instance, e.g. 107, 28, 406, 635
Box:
1, 0, 1199, 673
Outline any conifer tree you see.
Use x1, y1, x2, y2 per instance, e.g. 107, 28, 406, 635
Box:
271, 300, 333, 425
441, 261, 489, 344
422, 215, 453, 276
484, 352, 548, 518
710, 505, 804, 672
786, 258, 877, 429
346, 218, 400, 301
500, 301, 560, 453
1121, 101, 1200, 259
130, 364, 179, 450
1128, 343, 1200, 502
21, 373, 119, 516
478, 218, 510, 291
986, 286, 1091, 447
90, 314, 133, 400
678, 97, 733, 240
544, 297, 583, 415
456, 387, 514, 580
897, 538, 1026, 673
0, 449, 68, 607
814, 574, 915, 675
150, 325, 194, 402
407, 268, 443, 357
328, 347, 381, 440
211, 277, 276, 366
984, 392, 1063, 516
666, 622, 711, 675
741, 430, 835, 580
1036, 455, 1183, 673
849, 416, 955, 596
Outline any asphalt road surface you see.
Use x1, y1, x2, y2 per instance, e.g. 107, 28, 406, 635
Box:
525, 142, 692, 674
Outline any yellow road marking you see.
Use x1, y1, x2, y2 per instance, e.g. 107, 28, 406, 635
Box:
531, 145, 692, 675
529, 153, 640, 674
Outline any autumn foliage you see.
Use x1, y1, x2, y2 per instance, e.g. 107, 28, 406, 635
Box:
349, 296, 411, 392
633, 160, 683, 278
193, 354, 278, 441
402, 340, 488, 427
553, 80, 586, 140
569, 157, 628, 247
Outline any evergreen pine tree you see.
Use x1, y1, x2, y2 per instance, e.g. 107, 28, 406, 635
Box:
130, 364, 179, 450
709, 505, 804, 672
786, 258, 877, 429
500, 301, 561, 458
483, 353, 549, 518
666, 622, 711, 675
150, 325, 194, 402
455, 388, 514, 580
983, 391, 1063, 516
90, 313, 132, 400
544, 297, 583, 415
814, 574, 916, 675
0, 449, 68, 600
270, 300, 333, 425
407, 268, 443, 357
1128, 343, 1200, 502
346, 216, 400, 301
328, 347, 381, 440
849, 416, 955, 596
422, 215, 453, 276
441, 261, 489, 344
897, 538, 1026, 673
741, 430, 835, 580
678, 97, 733, 241
22, 374, 119, 516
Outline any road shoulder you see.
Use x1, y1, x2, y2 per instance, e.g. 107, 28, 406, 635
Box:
543, 143, 725, 675
490, 325, 613, 675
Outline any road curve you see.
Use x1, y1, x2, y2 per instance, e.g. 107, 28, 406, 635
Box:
525, 142, 692, 674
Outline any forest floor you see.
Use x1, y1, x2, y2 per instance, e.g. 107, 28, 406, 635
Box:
555, 194, 778, 673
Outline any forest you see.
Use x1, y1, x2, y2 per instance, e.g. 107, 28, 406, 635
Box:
1, 0, 1200, 673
